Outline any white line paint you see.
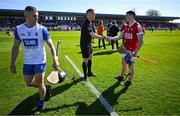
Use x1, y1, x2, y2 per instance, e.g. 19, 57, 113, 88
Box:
65, 55, 119, 116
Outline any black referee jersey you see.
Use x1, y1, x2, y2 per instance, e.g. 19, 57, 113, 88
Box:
80, 19, 95, 45
80, 19, 95, 58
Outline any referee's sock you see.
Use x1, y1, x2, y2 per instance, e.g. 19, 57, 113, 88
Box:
87, 60, 92, 74
82, 62, 87, 78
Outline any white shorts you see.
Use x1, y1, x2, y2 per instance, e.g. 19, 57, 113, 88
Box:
122, 50, 134, 58
122, 54, 126, 58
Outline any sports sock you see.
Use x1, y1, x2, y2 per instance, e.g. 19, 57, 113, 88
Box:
82, 62, 87, 77
87, 60, 92, 74
38, 100, 44, 107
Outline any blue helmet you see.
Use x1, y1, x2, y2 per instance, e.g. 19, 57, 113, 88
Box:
125, 53, 134, 65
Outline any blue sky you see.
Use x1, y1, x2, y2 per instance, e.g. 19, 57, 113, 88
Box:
0, 0, 180, 17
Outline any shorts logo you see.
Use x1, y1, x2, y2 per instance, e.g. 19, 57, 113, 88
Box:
23, 39, 38, 49
41, 64, 44, 71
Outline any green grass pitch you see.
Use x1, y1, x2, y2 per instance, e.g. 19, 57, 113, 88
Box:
0, 30, 180, 115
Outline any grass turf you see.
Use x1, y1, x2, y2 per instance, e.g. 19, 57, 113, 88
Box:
0, 30, 180, 115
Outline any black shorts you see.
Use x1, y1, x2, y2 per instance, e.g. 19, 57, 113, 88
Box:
80, 44, 92, 58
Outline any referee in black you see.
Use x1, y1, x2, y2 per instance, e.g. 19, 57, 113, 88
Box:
109, 21, 119, 50
80, 9, 104, 81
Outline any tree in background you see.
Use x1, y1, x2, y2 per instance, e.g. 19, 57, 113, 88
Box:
146, 9, 161, 16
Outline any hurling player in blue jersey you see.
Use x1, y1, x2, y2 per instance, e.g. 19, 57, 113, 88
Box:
10, 6, 59, 114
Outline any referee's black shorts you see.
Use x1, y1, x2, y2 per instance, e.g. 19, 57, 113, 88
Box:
80, 44, 92, 58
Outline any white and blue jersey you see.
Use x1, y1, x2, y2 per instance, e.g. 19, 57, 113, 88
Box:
14, 23, 50, 64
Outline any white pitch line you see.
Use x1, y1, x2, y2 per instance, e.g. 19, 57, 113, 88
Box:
65, 55, 119, 116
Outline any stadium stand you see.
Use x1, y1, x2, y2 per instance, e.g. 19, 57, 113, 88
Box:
0, 9, 180, 31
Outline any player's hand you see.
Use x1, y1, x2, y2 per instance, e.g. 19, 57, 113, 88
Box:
131, 57, 136, 62
10, 64, 17, 73
132, 51, 137, 57
104, 36, 108, 40
130, 52, 137, 61
104, 36, 111, 41
52, 56, 59, 70
52, 61, 59, 71
100, 36, 104, 39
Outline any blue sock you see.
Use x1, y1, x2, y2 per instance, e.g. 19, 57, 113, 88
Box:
38, 100, 44, 106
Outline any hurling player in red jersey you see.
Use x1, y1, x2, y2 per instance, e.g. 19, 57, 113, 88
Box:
105, 11, 144, 87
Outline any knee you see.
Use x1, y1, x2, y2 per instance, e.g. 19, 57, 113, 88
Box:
83, 59, 89, 64
26, 82, 35, 87
89, 54, 92, 60
26, 81, 40, 87
36, 82, 42, 87
36, 81, 45, 88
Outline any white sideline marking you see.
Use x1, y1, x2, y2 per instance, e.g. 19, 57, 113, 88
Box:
65, 55, 119, 116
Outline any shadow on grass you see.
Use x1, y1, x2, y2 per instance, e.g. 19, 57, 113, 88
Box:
43, 100, 109, 115
106, 78, 142, 113
102, 80, 127, 104
42, 80, 132, 115
77, 51, 82, 54
9, 78, 141, 115
77, 50, 117, 55
77, 48, 102, 54
8, 78, 82, 115
93, 50, 117, 56
118, 107, 143, 112
76, 43, 111, 48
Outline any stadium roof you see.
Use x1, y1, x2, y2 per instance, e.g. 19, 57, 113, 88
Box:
1, 9, 180, 22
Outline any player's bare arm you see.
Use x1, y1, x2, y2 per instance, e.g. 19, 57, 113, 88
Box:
10, 40, 21, 73
105, 30, 123, 41
45, 39, 59, 70
133, 33, 144, 56
105, 34, 121, 41
90, 32, 104, 39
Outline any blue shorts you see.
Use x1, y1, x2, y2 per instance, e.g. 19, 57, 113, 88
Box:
23, 63, 46, 75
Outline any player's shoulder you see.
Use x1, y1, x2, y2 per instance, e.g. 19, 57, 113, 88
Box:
134, 21, 141, 27
84, 19, 90, 26
36, 24, 50, 34
81, 21, 86, 28
82, 20, 91, 31
16, 23, 26, 29
35, 23, 46, 29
